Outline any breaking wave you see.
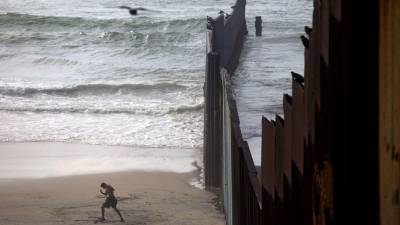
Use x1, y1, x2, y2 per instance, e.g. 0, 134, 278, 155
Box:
0, 13, 205, 32
0, 103, 203, 115
0, 83, 188, 97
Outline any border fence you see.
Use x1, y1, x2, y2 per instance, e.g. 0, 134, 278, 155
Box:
203, 0, 400, 225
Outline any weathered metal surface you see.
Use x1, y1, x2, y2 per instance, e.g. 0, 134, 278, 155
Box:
230, 121, 263, 225
261, 117, 276, 198
261, 117, 276, 225
230, 125, 241, 225
320, 0, 329, 66
380, 1, 400, 224
275, 115, 285, 202
204, 0, 386, 224
214, 15, 225, 63
283, 94, 293, 186
206, 30, 213, 53
255, 16, 262, 36
312, 160, 334, 225
227, 72, 262, 225
242, 141, 262, 204
262, 187, 275, 225
292, 78, 305, 174
221, 0, 247, 73
290, 165, 306, 225
204, 52, 223, 189
282, 94, 293, 225
329, 0, 341, 22
222, 69, 233, 225
206, 3, 265, 221
204, 0, 246, 197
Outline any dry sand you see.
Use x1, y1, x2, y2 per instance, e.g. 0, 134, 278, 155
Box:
0, 155, 225, 225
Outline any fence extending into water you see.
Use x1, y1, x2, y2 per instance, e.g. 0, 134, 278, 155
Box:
204, 0, 262, 224
204, 0, 388, 225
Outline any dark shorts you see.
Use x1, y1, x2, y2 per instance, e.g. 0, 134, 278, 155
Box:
102, 197, 117, 208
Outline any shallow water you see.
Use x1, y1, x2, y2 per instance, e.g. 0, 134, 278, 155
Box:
0, 143, 200, 180
233, 0, 312, 165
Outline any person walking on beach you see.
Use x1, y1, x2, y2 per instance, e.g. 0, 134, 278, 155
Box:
100, 182, 124, 222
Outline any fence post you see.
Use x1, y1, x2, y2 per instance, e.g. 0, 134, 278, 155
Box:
255, 16, 262, 36
214, 15, 225, 66
204, 51, 223, 192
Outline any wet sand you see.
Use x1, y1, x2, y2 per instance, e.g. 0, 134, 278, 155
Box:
0, 148, 225, 225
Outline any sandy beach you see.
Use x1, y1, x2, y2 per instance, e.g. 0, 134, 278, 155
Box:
0, 143, 225, 225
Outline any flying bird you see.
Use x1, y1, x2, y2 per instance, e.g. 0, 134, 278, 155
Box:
119, 6, 147, 15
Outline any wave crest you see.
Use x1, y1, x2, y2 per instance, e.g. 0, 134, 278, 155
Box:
0, 83, 188, 97
0, 13, 205, 32
0, 103, 203, 115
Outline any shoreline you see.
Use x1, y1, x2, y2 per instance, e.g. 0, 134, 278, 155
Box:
0, 142, 224, 224
0, 142, 203, 180
0, 167, 223, 225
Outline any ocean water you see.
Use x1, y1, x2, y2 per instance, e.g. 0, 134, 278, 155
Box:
0, 0, 311, 177
0, 0, 239, 178
233, 0, 313, 165
0, 0, 239, 148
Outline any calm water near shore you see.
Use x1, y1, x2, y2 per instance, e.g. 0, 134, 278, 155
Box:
234, 0, 312, 165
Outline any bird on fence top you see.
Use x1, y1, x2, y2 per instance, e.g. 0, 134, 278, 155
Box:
207, 16, 215, 29
305, 26, 313, 36
119, 6, 147, 15
207, 16, 214, 21
218, 10, 230, 19
291, 72, 305, 83
300, 35, 309, 48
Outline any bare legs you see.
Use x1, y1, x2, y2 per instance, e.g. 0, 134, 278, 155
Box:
100, 206, 124, 222
101, 206, 105, 221
114, 207, 124, 222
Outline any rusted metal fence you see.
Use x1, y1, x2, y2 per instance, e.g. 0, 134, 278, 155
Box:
223, 68, 262, 225
205, 0, 381, 225
203, 0, 247, 190
380, 1, 400, 225
204, 0, 254, 224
